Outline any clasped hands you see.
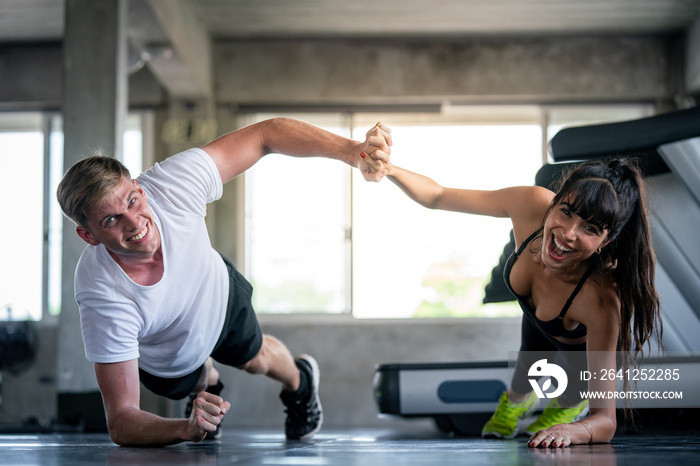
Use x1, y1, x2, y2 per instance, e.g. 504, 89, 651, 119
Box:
358, 122, 392, 182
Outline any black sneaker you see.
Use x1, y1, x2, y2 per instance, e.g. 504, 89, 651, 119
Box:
280, 354, 323, 440
185, 380, 224, 440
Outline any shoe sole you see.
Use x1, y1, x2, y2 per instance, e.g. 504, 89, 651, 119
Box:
295, 354, 323, 440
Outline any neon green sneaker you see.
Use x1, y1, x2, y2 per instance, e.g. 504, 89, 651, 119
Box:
524, 397, 589, 435
481, 391, 538, 439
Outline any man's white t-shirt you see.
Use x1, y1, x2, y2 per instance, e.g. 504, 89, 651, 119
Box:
75, 148, 229, 378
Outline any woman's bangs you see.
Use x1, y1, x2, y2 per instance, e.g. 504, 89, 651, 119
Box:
565, 178, 618, 230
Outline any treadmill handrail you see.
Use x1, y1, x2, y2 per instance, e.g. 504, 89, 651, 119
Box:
549, 107, 700, 162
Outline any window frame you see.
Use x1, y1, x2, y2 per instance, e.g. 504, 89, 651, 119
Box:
0, 110, 150, 322
242, 112, 354, 315
240, 103, 654, 320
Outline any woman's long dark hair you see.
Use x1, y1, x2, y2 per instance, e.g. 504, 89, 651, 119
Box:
541, 158, 662, 353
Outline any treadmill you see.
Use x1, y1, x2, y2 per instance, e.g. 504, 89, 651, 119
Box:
373, 106, 700, 435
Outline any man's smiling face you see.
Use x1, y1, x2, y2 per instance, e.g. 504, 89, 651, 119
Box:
76, 177, 160, 259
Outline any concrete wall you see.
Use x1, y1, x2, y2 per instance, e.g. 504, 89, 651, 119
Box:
0, 34, 685, 110
215, 36, 673, 106
0, 43, 165, 110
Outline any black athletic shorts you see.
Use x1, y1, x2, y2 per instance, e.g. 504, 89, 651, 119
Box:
138, 253, 263, 400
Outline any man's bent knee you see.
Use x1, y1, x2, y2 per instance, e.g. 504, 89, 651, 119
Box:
236, 334, 285, 375
237, 348, 268, 375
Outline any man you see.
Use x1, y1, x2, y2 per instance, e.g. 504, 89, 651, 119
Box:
57, 118, 391, 446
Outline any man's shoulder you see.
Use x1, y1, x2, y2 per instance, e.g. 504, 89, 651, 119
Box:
137, 148, 223, 216
138, 148, 216, 183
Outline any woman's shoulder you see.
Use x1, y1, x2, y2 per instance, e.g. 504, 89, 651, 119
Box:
509, 186, 554, 242
582, 272, 620, 324
579, 273, 621, 350
504, 185, 554, 205
508, 186, 553, 214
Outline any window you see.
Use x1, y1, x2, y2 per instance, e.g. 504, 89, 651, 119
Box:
0, 112, 145, 321
48, 116, 64, 317
0, 113, 45, 321
245, 114, 351, 314
352, 120, 541, 319
244, 108, 542, 318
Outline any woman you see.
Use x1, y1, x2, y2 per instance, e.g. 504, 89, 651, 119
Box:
384, 157, 661, 447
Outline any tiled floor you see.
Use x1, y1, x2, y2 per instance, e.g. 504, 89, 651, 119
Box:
1, 428, 699, 465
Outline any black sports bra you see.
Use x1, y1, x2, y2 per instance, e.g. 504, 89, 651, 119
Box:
504, 229, 590, 339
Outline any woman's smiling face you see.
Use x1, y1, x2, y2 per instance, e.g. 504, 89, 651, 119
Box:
541, 199, 610, 273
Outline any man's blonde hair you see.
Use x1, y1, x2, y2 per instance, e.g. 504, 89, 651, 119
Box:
57, 152, 132, 227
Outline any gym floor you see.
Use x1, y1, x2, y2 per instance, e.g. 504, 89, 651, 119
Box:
1, 428, 699, 465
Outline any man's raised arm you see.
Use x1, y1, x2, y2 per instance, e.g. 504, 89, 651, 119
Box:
201, 118, 392, 184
